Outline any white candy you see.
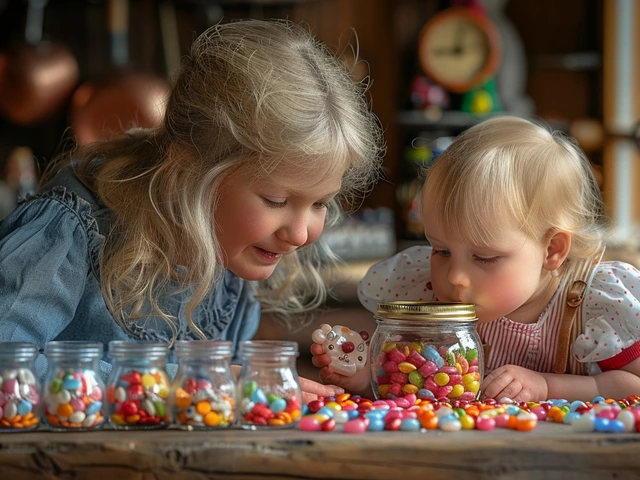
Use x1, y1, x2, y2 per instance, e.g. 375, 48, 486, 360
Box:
4, 402, 17, 419
114, 386, 127, 403
83, 414, 97, 427
56, 389, 72, 404
69, 411, 86, 424
141, 398, 156, 416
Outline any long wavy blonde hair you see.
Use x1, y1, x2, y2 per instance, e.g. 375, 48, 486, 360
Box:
423, 116, 610, 281
45, 19, 384, 339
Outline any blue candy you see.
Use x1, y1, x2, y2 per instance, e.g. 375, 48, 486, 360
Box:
399, 418, 421, 432
250, 388, 268, 405
86, 401, 102, 415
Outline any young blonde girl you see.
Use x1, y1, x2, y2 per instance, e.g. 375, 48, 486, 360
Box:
314, 116, 640, 402
0, 19, 384, 401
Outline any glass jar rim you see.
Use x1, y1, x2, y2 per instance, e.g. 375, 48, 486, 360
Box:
0, 342, 38, 360
238, 340, 298, 357
376, 301, 477, 321
45, 340, 103, 358
175, 340, 233, 358
108, 340, 168, 359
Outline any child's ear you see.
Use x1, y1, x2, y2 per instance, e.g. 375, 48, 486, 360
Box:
543, 231, 571, 272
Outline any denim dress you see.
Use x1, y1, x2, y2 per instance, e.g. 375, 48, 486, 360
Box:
0, 166, 260, 380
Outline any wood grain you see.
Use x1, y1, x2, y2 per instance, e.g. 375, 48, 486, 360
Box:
1, 422, 639, 479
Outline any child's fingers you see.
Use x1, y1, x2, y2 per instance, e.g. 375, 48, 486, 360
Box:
309, 343, 324, 356
311, 352, 331, 368
299, 376, 344, 397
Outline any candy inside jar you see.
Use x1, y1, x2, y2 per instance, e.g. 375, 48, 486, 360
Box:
106, 341, 170, 429
237, 340, 302, 429
371, 302, 483, 403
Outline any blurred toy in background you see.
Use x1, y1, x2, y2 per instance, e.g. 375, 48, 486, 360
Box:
460, 77, 501, 115
409, 75, 450, 120
311, 324, 369, 377
0, 146, 37, 219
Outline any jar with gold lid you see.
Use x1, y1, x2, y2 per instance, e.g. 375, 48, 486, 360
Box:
370, 301, 483, 402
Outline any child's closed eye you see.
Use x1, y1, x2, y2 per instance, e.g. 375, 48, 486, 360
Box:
473, 255, 500, 264
431, 248, 450, 257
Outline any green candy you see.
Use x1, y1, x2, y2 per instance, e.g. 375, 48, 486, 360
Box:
243, 380, 258, 398
154, 401, 165, 418
465, 348, 478, 361
408, 370, 425, 389
49, 378, 62, 394
266, 393, 281, 403
446, 350, 456, 366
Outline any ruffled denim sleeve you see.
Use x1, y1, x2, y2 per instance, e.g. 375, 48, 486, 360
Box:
0, 193, 92, 348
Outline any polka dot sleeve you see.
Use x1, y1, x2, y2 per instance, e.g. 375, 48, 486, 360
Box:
357, 246, 436, 313
573, 261, 640, 370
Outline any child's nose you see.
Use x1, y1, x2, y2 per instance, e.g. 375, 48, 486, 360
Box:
447, 262, 471, 288
277, 215, 309, 247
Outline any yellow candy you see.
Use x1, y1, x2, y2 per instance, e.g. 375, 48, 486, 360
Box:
324, 401, 341, 411
459, 415, 475, 430
409, 343, 423, 352
462, 373, 476, 386
141, 373, 156, 388
110, 413, 126, 425
448, 384, 465, 398
402, 384, 419, 394
434, 372, 450, 387
125, 414, 141, 424
465, 381, 480, 394
398, 362, 417, 373
382, 342, 397, 353
455, 363, 462, 374
378, 384, 391, 397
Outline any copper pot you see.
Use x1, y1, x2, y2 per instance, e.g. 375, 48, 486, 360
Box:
69, 0, 168, 146
0, 0, 79, 125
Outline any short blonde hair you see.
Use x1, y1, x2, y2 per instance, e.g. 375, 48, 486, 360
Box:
60, 19, 384, 339
422, 116, 610, 278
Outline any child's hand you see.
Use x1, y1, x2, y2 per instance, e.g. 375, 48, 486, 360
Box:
299, 376, 345, 404
481, 364, 549, 402
310, 343, 372, 397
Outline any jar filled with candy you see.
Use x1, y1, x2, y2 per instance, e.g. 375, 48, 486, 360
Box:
237, 340, 302, 429
106, 341, 170, 429
171, 340, 236, 429
43, 341, 106, 430
0, 342, 41, 431
370, 302, 483, 403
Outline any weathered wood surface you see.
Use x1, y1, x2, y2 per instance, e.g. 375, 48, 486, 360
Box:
1, 423, 639, 480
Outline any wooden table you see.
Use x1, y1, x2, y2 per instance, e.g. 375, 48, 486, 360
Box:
1, 422, 639, 479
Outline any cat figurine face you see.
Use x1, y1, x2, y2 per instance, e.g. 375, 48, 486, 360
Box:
311, 324, 369, 376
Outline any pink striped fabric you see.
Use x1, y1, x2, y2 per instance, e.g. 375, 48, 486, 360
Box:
477, 279, 583, 375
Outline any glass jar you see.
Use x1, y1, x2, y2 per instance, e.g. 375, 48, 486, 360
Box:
43, 341, 106, 430
371, 302, 483, 403
170, 340, 236, 429
106, 341, 170, 429
237, 340, 302, 429
0, 342, 41, 431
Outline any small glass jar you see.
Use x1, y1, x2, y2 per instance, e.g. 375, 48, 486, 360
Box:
0, 342, 41, 431
371, 302, 483, 403
106, 341, 170, 429
237, 340, 302, 429
43, 341, 106, 430
170, 340, 236, 429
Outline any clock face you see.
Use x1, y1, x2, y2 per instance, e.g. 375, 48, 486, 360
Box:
419, 8, 501, 93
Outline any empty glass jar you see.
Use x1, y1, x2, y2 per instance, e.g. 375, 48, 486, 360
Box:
43, 341, 106, 430
237, 340, 302, 429
370, 302, 483, 403
171, 340, 236, 429
0, 342, 41, 431
106, 341, 170, 429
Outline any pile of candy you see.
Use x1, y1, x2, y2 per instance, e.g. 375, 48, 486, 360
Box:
374, 342, 480, 402
239, 380, 302, 427
298, 393, 640, 434
173, 377, 235, 428
107, 369, 170, 428
0, 368, 40, 430
44, 369, 104, 429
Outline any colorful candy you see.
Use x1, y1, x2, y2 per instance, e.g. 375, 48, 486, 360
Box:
238, 380, 301, 428
374, 341, 480, 402
0, 368, 40, 430
172, 377, 235, 428
107, 369, 170, 428
44, 369, 104, 429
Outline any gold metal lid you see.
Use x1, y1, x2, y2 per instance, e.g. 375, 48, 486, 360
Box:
376, 301, 477, 321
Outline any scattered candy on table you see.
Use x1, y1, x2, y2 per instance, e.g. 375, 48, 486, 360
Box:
298, 393, 640, 434
0, 368, 40, 430
239, 380, 301, 427
374, 341, 480, 403
107, 369, 170, 428
44, 369, 104, 429
173, 377, 235, 428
